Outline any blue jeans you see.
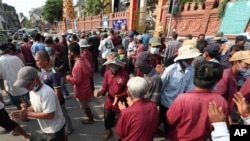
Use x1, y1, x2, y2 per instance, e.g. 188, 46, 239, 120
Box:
60, 76, 69, 97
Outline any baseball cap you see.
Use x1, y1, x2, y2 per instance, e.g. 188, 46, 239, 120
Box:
135, 51, 151, 67
136, 35, 143, 41
149, 37, 161, 46
14, 66, 39, 88
229, 51, 250, 64
127, 32, 134, 38
204, 44, 220, 55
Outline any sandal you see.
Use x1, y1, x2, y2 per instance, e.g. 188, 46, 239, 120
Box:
81, 119, 94, 124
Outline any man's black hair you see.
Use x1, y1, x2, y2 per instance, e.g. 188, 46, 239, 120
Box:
69, 42, 80, 55
44, 37, 53, 44
194, 62, 223, 89
196, 40, 208, 53
33, 33, 41, 42
172, 32, 178, 40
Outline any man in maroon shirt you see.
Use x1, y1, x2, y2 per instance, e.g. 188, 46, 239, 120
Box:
96, 54, 129, 141
167, 62, 228, 141
116, 76, 159, 141
21, 35, 36, 67
215, 51, 250, 116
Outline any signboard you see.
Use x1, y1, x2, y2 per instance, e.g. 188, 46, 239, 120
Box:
168, 0, 178, 14
219, 1, 250, 35
112, 19, 127, 30
102, 16, 109, 29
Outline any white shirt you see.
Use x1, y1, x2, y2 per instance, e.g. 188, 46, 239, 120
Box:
211, 116, 250, 141
98, 38, 114, 59
0, 101, 4, 109
30, 84, 65, 133
209, 58, 220, 64
161, 62, 195, 108
0, 54, 28, 96
127, 41, 137, 57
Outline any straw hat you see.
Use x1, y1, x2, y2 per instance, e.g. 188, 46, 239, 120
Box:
174, 45, 201, 62
229, 51, 250, 64
79, 39, 90, 48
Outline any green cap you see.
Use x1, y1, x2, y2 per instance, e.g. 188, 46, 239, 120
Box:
149, 37, 162, 46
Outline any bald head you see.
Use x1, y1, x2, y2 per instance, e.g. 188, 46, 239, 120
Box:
35, 50, 50, 62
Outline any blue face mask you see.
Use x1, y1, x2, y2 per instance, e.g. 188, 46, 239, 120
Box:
16, 45, 21, 50
182, 61, 190, 68
45, 47, 52, 53
150, 48, 160, 54
237, 63, 248, 73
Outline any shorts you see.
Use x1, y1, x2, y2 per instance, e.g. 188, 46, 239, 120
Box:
0, 108, 18, 131
39, 124, 65, 141
9, 92, 30, 106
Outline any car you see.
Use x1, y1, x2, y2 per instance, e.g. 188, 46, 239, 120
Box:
26, 28, 39, 37
0, 34, 7, 44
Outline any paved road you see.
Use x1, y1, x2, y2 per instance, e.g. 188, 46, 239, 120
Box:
0, 72, 164, 141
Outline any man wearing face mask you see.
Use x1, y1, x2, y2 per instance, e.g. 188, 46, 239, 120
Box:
160, 46, 201, 137
215, 51, 250, 118
11, 66, 66, 141
96, 54, 129, 141
148, 37, 162, 68
135, 51, 162, 104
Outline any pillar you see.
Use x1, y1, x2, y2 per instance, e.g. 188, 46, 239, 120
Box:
128, 0, 137, 31
154, 0, 166, 36
137, 0, 147, 33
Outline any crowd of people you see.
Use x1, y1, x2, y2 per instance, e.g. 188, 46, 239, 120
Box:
0, 28, 250, 141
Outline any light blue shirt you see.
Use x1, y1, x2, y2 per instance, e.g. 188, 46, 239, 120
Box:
31, 41, 46, 57
161, 62, 195, 108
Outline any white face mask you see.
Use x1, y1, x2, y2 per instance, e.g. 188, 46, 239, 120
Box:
150, 48, 160, 54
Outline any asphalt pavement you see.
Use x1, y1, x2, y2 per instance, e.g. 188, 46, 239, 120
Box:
0, 72, 164, 141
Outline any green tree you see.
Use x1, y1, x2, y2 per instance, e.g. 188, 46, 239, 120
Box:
81, 0, 111, 16
21, 17, 32, 28
43, 0, 63, 24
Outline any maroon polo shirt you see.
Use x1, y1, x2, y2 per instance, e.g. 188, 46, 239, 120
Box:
116, 99, 159, 141
52, 42, 62, 54
100, 68, 129, 112
240, 76, 250, 103
167, 89, 228, 141
81, 50, 93, 67
21, 42, 35, 65
215, 68, 237, 112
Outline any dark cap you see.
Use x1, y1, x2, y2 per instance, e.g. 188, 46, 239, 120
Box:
127, 32, 134, 38
205, 44, 220, 55
236, 35, 247, 41
135, 51, 151, 67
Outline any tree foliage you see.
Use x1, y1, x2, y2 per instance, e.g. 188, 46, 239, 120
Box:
81, 0, 111, 16
21, 17, 32, 28
43, 0, 63, 24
